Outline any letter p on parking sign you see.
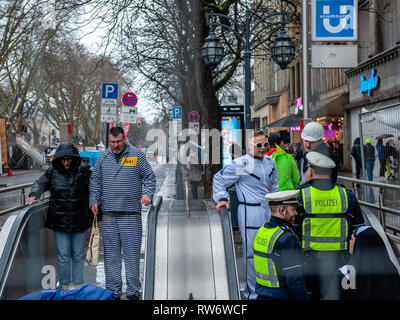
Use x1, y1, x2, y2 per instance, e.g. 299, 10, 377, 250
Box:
102, 83, 119, 99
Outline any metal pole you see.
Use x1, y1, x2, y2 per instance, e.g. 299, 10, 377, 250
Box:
302, 0, 310, 119
105, 123, 109, 149
244, 10, 252, 130
358, 111, 368, 200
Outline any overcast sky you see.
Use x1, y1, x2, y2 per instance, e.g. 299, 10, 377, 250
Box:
78, 10, 157, 124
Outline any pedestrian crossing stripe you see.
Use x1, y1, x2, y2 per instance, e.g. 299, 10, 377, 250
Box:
121, 157, 137, 166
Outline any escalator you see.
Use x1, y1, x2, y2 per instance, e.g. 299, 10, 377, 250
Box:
0, 201, 56, 300
143, 198, 240, 300
0, 197, 241, 300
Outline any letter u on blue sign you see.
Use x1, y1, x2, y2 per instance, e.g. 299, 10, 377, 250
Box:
315, 0, 355, 39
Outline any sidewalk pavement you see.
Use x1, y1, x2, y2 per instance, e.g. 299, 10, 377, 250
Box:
0, 169, 44, 178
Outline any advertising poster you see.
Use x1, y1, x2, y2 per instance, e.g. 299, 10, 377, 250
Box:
221, 115, 242, 167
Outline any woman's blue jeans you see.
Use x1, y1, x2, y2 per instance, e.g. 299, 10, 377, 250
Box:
366, 160, 375, 181
54, 230, 87, 285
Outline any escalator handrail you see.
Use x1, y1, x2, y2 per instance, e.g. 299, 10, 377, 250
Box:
143, 195, 163, 300
219, 207, 241, 300
0, 201, 49, 298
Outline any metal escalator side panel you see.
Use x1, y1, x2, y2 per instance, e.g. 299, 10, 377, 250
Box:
143, 195, 162, 300
0, 201, 55, 300
208, 204, 230, 299
219, 206, 241, 300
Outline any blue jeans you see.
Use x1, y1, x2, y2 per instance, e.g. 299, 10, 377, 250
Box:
366, 160, 375, 181
54, 230, 87, 285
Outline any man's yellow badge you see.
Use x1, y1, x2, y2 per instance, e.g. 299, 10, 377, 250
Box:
121, 157, 137, 166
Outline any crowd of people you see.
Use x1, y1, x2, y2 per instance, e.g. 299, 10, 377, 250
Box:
27, 122, 400, 301
351, 137, 399, 181
29, 126, 156, 300
213, 121, 400, 300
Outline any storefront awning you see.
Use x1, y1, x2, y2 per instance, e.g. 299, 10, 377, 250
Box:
309, 93, 348, 118
261, 114, 302, 129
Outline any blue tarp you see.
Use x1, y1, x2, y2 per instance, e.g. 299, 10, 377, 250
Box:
19, 284, 115, 300
79, 150, 102, 167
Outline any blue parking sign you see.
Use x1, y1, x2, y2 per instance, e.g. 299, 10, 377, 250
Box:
101, 83, 119, 99
312, 0, 357, 41
172, 106, 182, 119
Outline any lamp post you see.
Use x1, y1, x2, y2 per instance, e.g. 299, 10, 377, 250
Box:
201, 10, 295, 130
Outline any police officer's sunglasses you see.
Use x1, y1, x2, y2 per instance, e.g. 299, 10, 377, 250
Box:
252, 142, 269, 148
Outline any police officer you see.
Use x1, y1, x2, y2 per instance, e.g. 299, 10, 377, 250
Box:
253, 190, 310, 300
295, 151, 365, 300
213, 130, 279, 300
300, 122, 340, 184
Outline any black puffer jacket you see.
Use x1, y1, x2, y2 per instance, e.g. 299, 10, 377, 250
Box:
29, 143, 92, 233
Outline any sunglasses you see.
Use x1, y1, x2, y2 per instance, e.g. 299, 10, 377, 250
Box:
252, 142, 269, 148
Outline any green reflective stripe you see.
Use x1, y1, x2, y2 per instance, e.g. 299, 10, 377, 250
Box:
303, 187, 312, 213
254, 250, 268, 258
337, 187, 348, 213
266, 228, 282, 287
255, 271, 280, 282
304, 213, 346, 218
303, 187, 312, 250
338, 187, 348, 250
303, 236, 348, 243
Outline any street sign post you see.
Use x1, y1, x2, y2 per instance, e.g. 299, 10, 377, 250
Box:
101, 83, 118, 123
120, 106, 137, 123
172, 106, 182, 134
188, 111, 200, 134
122, 92, 138, 107
188, 111, 200, 123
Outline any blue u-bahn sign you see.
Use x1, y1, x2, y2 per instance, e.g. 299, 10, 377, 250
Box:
312, 0, 357, 41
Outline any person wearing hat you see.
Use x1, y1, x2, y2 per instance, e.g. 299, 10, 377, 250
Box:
213, 130, 279, 300
295, 151, 365, 300
364, 138, 376, 181
253, 190, 310, 300
300, 122, 340, 184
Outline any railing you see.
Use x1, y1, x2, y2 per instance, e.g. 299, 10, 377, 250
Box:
0, 183, 33, 216
0, 183, 49, 217
15, 134, 45, 165
337, 175, 400, 241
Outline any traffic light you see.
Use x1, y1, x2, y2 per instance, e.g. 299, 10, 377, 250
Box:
137, 119, 141, 128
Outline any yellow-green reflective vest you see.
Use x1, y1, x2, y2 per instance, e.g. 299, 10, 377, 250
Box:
301, 185, 349, 251
253, 225, 285, 288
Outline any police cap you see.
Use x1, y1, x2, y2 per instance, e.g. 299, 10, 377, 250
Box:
306, 151, 336, 169
265, 190, 300, 206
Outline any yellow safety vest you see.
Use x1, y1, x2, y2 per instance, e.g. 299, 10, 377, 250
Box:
253, 225, 285, 288
301, 185, 349, 251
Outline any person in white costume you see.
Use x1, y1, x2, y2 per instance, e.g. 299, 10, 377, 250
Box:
213, 130, 279, 299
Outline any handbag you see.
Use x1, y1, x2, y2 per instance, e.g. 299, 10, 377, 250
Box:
86, 215, 100, 266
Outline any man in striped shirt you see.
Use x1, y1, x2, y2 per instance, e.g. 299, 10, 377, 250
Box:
90, 126, 156, 300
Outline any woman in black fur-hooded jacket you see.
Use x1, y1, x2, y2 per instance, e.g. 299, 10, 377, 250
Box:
28, 142, 92, 289
29, 142, 92, 232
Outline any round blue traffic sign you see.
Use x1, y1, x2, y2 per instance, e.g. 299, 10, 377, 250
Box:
122, 92, 138, 107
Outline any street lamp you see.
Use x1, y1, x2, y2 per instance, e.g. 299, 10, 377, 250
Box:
201, 10, 295, 130
201, 31, 224, 71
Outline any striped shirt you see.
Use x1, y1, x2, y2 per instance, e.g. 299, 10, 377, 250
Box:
89, 144, 156, 213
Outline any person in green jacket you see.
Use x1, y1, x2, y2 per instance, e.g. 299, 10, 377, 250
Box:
267, 134, 300, 191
